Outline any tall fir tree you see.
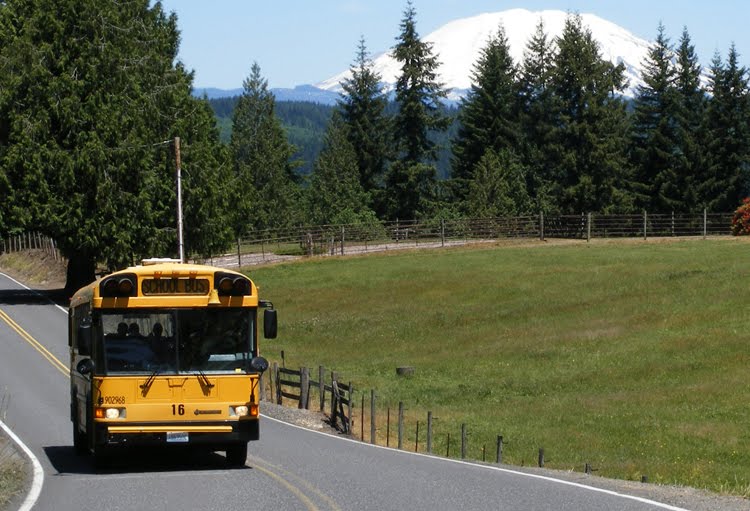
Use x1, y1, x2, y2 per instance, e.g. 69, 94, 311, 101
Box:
466, 149, 532, 218
700, 46, 750, 211
673, 27, 706, 212
631, 23, 683, 212
306, 112, 376, 226
385, 1, 449, 220
230, 62, 300, 234
518, 19, 559, 213
0, 0, 230, 292
451, 24, 520, 208
338, 36, 391, 212
549, 13, 633, 214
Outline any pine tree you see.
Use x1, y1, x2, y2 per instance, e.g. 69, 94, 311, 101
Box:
518, 19, 559, 213
673, 27, 706, 212
700, 46, 750, 211
550, 13, 633, 214
386, 1, 449, 219
466, 149, 532, 218
230, 62, 300, 234
631, 23, 682, 212
0, 0, 230, 292
338, 37, 391, 205
452, 24, 519, 206
307, 112, 376, 226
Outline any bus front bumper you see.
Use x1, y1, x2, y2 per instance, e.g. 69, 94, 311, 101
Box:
94, 419, 259, 449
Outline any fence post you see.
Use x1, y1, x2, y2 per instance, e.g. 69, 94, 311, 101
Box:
273, 362, 281, 404
415, 421, 419, 452
237, 238, 242, 268
341, 226, 345, 255
397, 401, 404, 449
426, 411, 433, 454
347, 381, 353, 432
386, 408, 390, 447
671, 210, 675, 237
330, 371, 338, 417
461, 423, 467, 459
370, 390, 376, 445
703, 208, 707, 239
643, 210, 647, 240
538, 447, 545, 467
496, 435, 503, 464
587, 212, 591, 242
540, 211, 545, 241
319, 365, 325, 412
441, 219, 445, 247
299, 367, 309, 409
259, 372, 266, 401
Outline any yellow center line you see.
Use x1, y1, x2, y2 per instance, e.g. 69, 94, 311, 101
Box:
0, 308, 69, 378
249, 456, 342, 511
250, 463, 321, 511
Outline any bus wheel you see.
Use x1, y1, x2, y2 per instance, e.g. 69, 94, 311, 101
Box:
225, 443, 247, 467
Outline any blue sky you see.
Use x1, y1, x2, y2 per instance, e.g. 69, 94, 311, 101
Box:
157, 1, 750, 90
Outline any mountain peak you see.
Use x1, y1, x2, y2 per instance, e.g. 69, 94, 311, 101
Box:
316, 8, 652, 99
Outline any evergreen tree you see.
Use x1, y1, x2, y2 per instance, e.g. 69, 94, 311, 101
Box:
386, 1, 449, 219
549, 13, 633, 214
0, 0, 230, 292
700, 46, 750, 211
466, 149, 532, 218
452, 24, 519, 206
673, 27, 706, 212
338, 37, 391, 206
307, 112, 376, 226
230, 62, 300, 234
631, 23, 682, 212
518, 19, 558, 213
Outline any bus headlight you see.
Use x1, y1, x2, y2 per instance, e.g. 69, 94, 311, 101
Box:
233, 405, 249, 417
96, 408, 126, 419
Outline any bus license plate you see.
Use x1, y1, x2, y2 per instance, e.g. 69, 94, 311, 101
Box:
166, 432, 189, 443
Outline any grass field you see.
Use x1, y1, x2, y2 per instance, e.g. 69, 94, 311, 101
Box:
248, 237, 750, 497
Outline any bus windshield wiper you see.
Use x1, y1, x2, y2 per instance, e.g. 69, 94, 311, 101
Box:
140, 368, 160, 396
194, 370, 215, 391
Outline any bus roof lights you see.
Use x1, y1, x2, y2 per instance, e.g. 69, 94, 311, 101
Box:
100, 274, 137, 298
142, 258, 182, 266
215, 272, 252, 297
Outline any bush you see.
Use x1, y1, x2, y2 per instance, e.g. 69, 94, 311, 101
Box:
731, 198, 750, 235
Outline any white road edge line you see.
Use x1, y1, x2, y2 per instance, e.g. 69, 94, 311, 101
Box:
0, 272, 68, 314
0, 419, 44, 511
261, 414, 691, 511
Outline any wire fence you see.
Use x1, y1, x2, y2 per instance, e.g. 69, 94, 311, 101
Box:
201, 211, 735, 269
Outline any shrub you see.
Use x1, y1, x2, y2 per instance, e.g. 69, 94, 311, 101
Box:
731, 198, 750, 235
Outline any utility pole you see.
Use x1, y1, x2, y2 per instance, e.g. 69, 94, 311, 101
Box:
175, 136, 185, 263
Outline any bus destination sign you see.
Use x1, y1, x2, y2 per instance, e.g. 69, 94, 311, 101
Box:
141, 278, 210, 296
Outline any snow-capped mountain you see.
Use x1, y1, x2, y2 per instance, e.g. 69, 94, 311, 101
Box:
316, 8, 653, 100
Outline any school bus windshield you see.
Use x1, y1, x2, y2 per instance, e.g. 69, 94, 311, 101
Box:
99, 308, 256, 375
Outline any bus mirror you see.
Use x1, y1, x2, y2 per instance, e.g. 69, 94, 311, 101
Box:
263, 309, 277, 339
76, 358, 95, 376
78, 322, 92, 356
249, 356, 269, 373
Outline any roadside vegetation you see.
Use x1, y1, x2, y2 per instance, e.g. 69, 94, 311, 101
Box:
0, 442, 24, 510
250, 238, 750, 497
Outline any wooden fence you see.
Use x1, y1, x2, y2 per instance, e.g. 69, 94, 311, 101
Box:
267, 362, 354, 434
1, 232, 63, 261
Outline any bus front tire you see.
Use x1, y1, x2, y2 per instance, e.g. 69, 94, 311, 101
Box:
225, 443, 247, 467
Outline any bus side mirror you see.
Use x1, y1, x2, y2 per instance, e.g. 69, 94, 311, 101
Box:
263, 309, 277, 339
76, 358, 95, 376
78, 322, 92, 356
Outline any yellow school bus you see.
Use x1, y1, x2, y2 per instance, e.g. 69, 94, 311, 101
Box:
68, 259, 274, 467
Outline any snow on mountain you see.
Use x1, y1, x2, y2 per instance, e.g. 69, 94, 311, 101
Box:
316, 8, 653, 100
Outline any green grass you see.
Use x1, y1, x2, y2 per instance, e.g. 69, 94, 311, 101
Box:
249, 238, 750, 497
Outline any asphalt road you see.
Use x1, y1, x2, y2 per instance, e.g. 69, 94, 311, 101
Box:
0, 272, 691, 511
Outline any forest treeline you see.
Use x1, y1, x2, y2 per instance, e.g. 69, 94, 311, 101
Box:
0, 0, 748, 291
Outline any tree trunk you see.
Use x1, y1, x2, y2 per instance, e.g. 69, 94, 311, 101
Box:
64, 251, 96, 297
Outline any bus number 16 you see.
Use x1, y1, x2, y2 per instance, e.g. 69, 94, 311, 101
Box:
172, 404, 185, 416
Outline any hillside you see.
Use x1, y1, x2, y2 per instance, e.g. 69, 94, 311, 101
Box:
248, 237, 750, 498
